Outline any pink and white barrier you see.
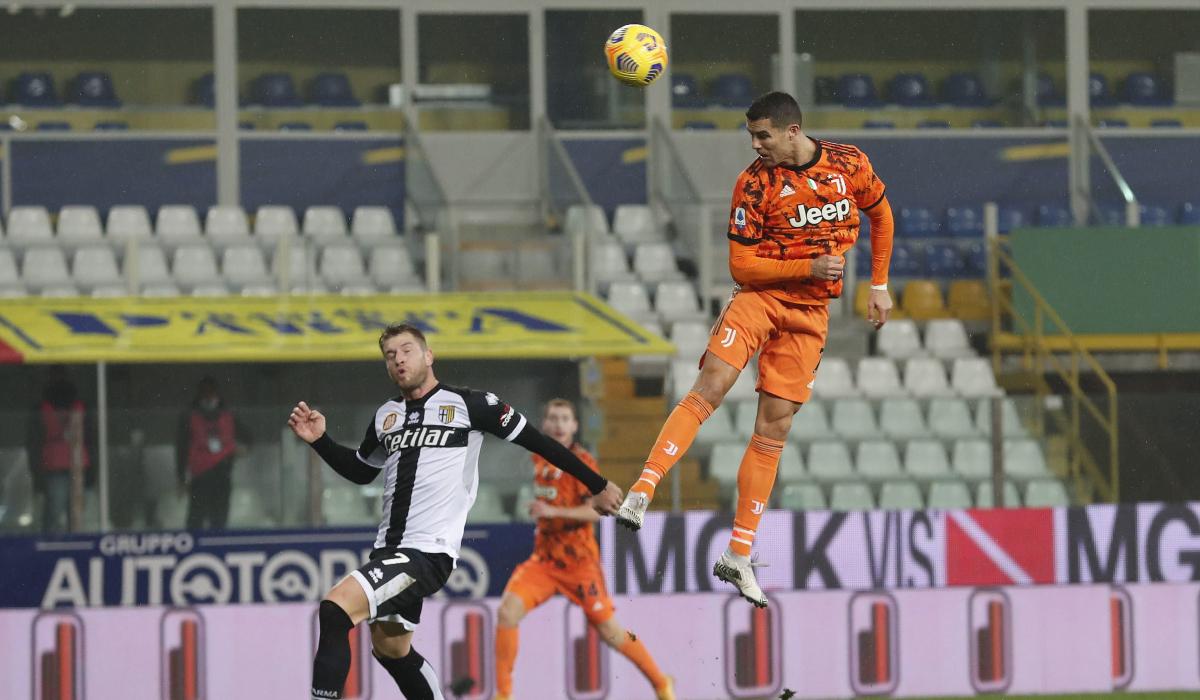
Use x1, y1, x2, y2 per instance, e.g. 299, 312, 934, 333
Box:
3, 583, 1199, 699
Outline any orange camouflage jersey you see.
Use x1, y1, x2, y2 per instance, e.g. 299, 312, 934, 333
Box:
530, 446, 601, 568
728, 138, 887, 304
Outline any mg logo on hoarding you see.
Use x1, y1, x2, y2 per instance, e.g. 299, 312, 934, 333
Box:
31, 610, 85, 700
441, 602, 491, 699
564, 605, 609, 700
969, 589, 1012, 694
310, 606, 370, 699
848, 592, 899, 696
1111, 587, 1134, 690
722, 593, 782, 699
162, 608, 207, 700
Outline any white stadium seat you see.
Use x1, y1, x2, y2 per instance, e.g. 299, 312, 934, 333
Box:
925, 319, 976, 358
903, 357, 956, 398
733, 400, 758, 439
351, 206, 398, 247
856, 441, 903, 481
303, 206, 348, 237
172, 245, 221, 292
1024, 479, 1070, 507
669, 321, 710, 361
928, 398, 980, 439
72, 246, 123, 292
565, 204, 609, 237
319, 244, 368, 290
879, 481, 924, 510
607, 281, 656, 324
951, 358, 1004, 397
56, 205, 104, 250
857, 357, 907, 398
725, 365, 759, 403
876, 319, 924, 358
369, 243, 422, 291
830, 482, 874, 511
155, 205, 205, 252
613, 204, 663, 246
591, 242, 636, 289
790, 400, 831, 441
272, 246, 318, 288
693, 409, 738, 449
653, 280, 707, 323
779, 446, 805, 477
807, 441, 854, 482
206, 205, 250, 236
951, 439, 992, 481
126, 244, 174, 289
976, 480, 1022, 508
254, 205, 299, 249
106, 205, 153, 242
778, 482, 826, 511
831, 399, 879, 440
21, 248, 72, 292
632, 243, 684, 281
812, 358, 859, 399
1004, 438, 1050, 479
879, 398, 930, 439
975, 397, 1029, 437
221, 246, 270, 291
928, 481, 973, 509
903, 440, 953, 480
708, 442, 744, 485
0, 250, 25, 296
668, 359, 699, 404
41, 284, 80, 298
6, 206, 54, 249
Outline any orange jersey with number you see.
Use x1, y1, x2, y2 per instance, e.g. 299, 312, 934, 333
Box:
728, 138, 887, 305
531, 446, 601, 568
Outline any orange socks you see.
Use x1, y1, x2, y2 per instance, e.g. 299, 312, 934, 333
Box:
617, 633, 669, 691
730, 434, 784, 558
632, 391, 715, 499
495, 625, 518, 697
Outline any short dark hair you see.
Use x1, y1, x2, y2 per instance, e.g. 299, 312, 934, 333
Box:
745, 91, 803, 130
378, 323, 428, 352
542, 398, 577, 420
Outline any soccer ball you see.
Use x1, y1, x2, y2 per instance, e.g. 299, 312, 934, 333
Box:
605, 24, 668, 87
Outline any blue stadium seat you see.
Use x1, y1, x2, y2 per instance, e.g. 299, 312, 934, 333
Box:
863, 120, 895, 129
924, 243, 963, 277
963, 242, 986, 277
889, 73, 934, 106
890, 243, 923, 277
12, 72, 60, 107
971, 120, 1004, 128
945, 206, 983, 237
1151, 119, 1183, 128
308, 73, 360, 107
1041, 120, 1069, 128
1180, 203, 1200, 226
711, 74, 754, 108
1035, 73, 1063, 107
1138, 204, 1171, 227
333, 121, 368, 131
252, 73, 302, 107
682, 121, 716, 130
838, 73, 881, 107
1095, 203, 1125, 226
898, 207, 938, 237
671, 74, 702, 108
70, 72, 120, 107
942, 72, 991, 107
814, 76, 837, 104
916, 120, 951, 129
192, 72, 214, 107
1089, 72, 1116, 107
94, 121, 129, 131
997, 206, 1027, 234
279, 122, 312, 131
1097, 119, 1128, 128
0, 122, 11, 131
36, 121, 71, 131
1123, 72, 1170, 106
1036, 203, 1071, 227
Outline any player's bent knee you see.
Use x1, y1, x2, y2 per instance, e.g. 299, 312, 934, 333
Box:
325, 577, 371, 626
370, 622, 412, 659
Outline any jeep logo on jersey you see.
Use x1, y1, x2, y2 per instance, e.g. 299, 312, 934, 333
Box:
383, 425, 468, 454
788, 198, 853, 227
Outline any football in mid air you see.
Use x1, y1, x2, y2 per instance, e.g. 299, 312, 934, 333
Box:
605, 24, 668, 87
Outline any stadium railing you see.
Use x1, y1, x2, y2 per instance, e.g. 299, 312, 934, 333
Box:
985, 203, 1119, 503
649, 117, 715, 308
537, 117, 592, 292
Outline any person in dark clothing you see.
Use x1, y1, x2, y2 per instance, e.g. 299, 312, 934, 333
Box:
27, 365, 95, 533
175, 377, 250, 530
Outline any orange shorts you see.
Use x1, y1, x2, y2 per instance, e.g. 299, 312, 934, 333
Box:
705, 287, 829, 404
503, 556, 615, 625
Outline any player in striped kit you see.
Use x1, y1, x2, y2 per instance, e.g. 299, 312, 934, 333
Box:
290, 323, 622, 699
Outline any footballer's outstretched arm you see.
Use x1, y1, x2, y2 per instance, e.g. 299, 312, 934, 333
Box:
288, 401, 381, 485
511, 426, 622, 516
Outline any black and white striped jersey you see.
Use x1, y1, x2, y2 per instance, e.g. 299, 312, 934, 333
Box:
352, 383, 527, 558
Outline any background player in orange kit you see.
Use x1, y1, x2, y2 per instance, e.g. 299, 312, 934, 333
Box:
495, 399, 674, 700
617, 91, 896, 607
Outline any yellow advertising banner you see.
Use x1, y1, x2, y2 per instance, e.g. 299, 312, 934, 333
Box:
0, 292, 673, 364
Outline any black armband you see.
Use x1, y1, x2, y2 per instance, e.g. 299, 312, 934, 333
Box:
309, 434, 380, 485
